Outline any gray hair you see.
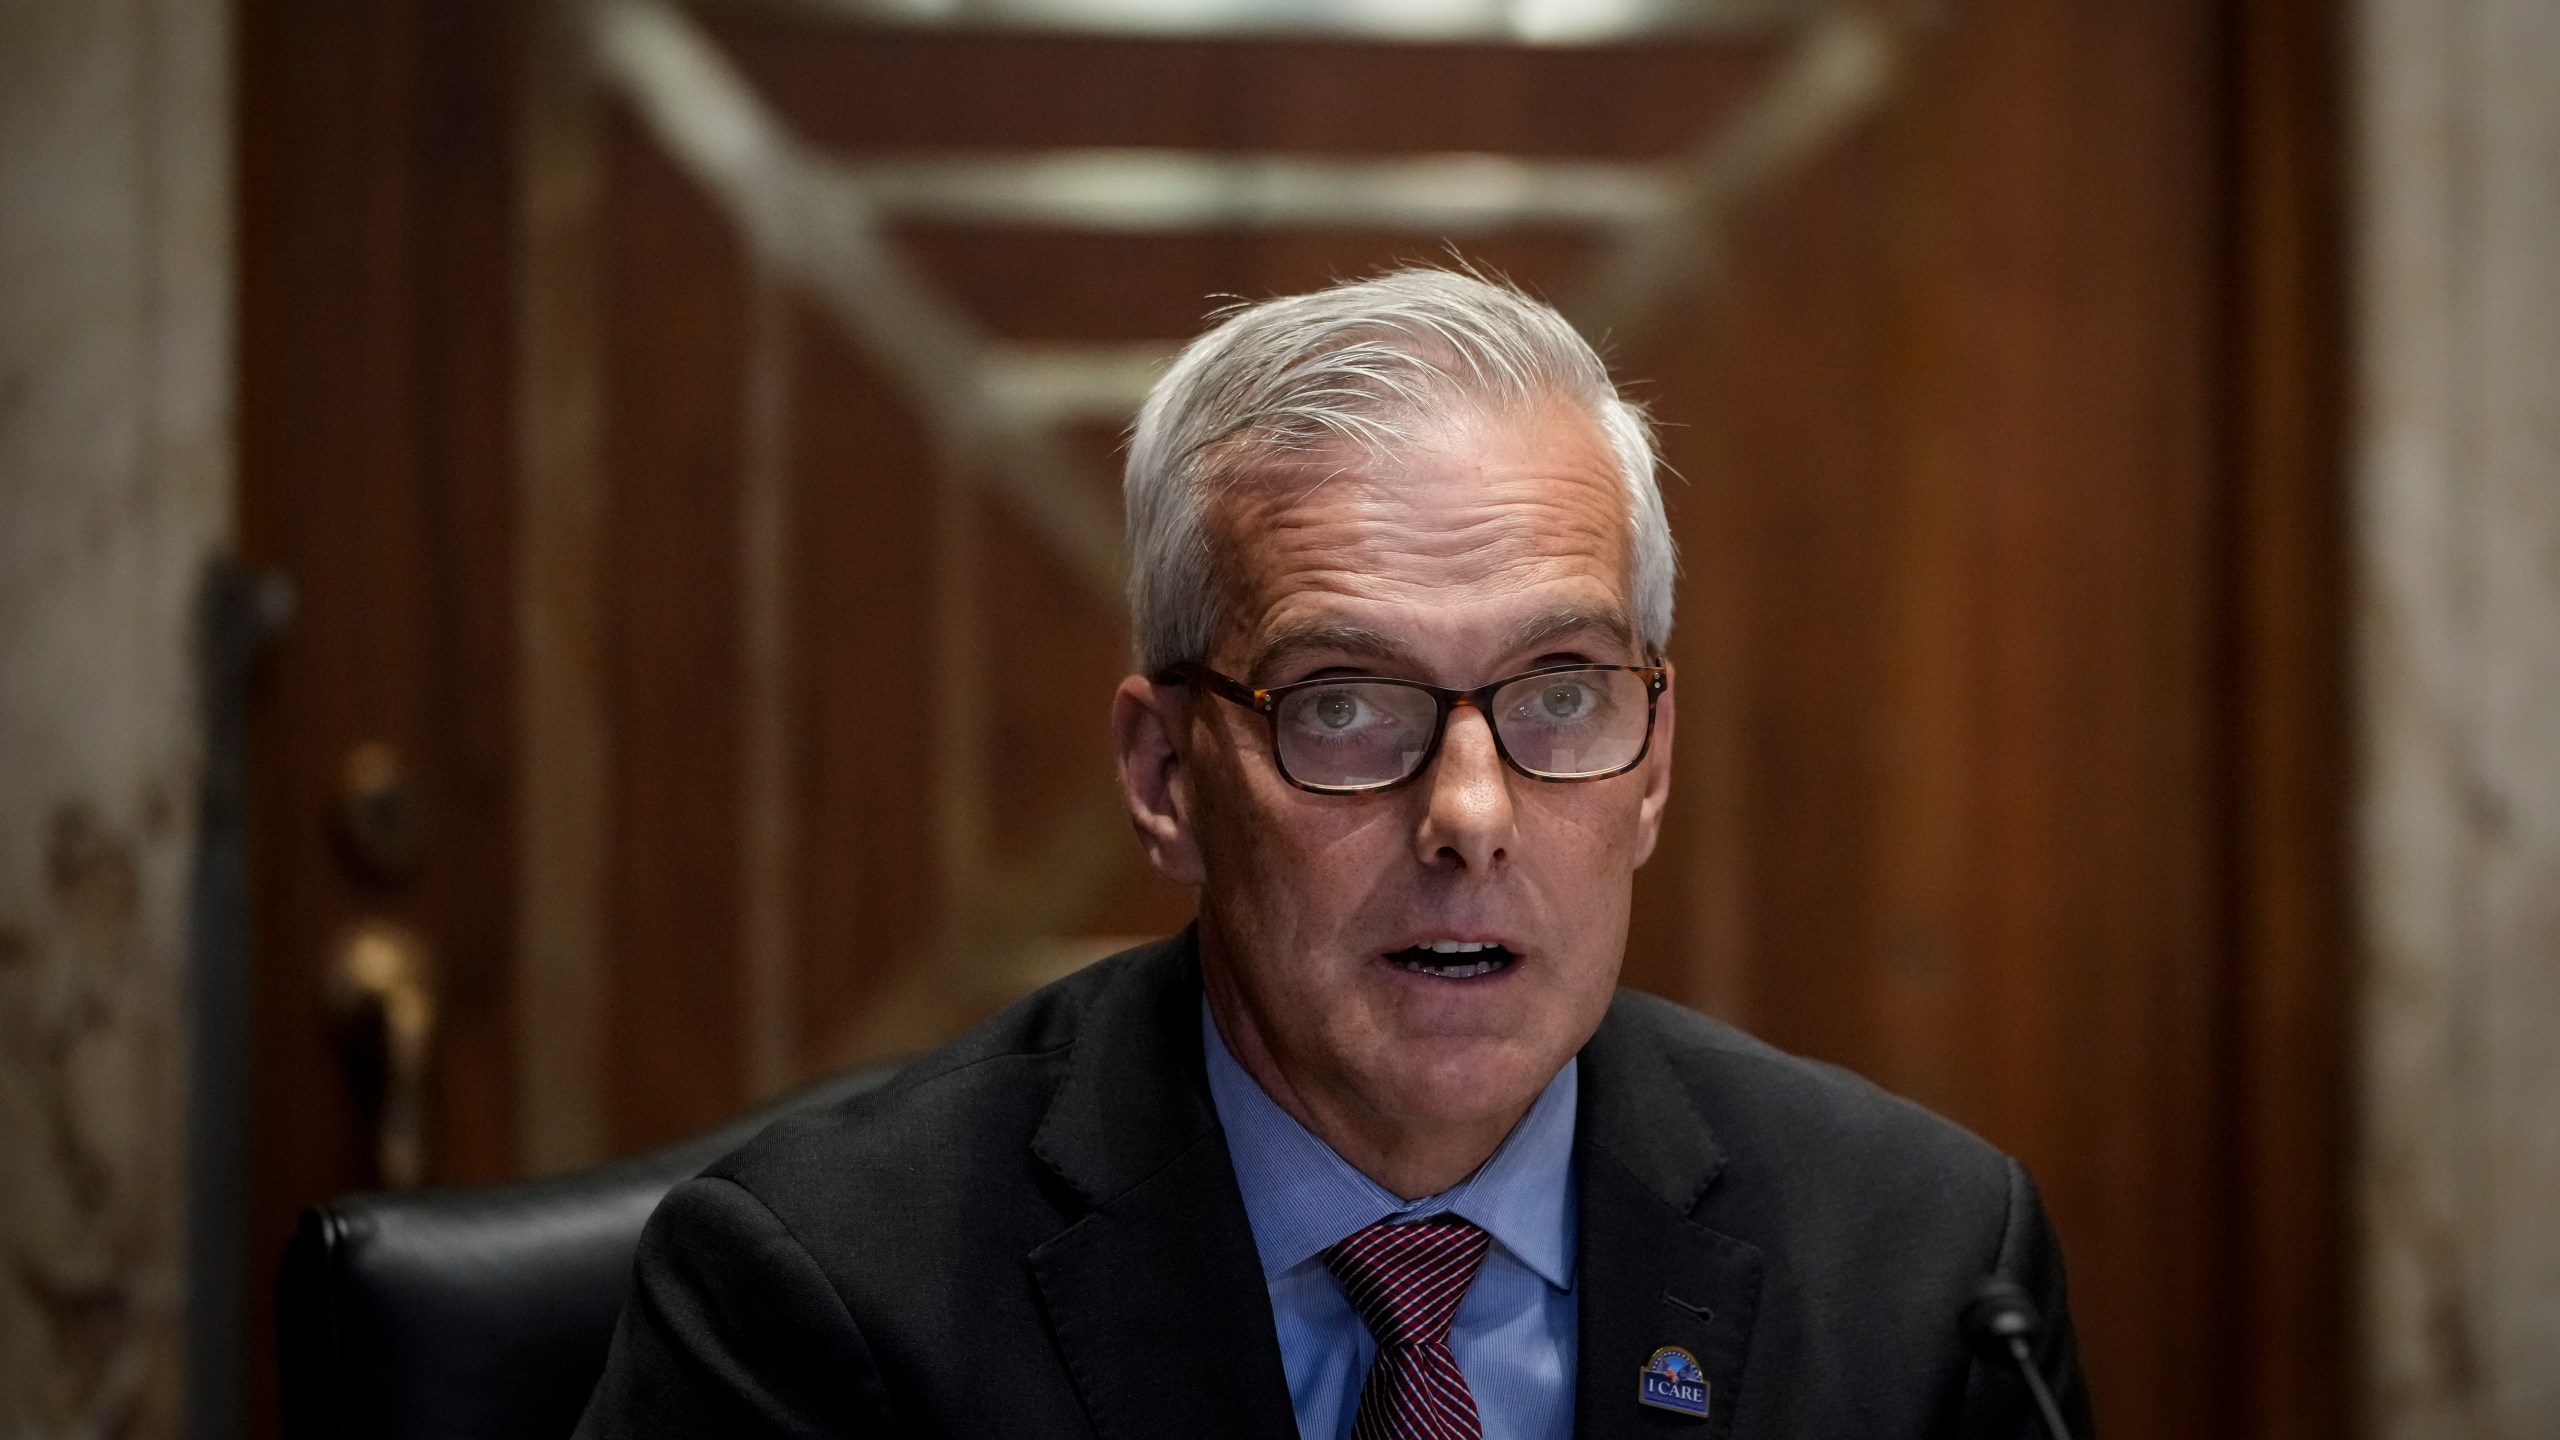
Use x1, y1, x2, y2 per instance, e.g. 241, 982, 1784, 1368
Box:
1122, 267, 1675, 674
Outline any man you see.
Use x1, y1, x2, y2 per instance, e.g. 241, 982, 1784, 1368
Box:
578, 269, 2091, 1438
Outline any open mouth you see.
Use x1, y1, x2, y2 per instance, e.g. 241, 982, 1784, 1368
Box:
1387, 941, 1520, 980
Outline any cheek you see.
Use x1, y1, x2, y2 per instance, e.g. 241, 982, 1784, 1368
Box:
1212, 801, 1398, 909
1189, 757, 1417, 963
1186, 721, 1357, 905
1524, 782, 1650, 871
1183, 732, 1272, 886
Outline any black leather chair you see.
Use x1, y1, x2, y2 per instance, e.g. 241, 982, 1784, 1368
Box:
276, 1062, 904, 1440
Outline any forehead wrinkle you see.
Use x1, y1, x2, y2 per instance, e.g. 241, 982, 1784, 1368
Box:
1205, 401, 1635, 672
1241, 483, 1620, 575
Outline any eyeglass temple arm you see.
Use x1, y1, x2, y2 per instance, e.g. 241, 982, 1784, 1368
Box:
1155, 661, 1268, 710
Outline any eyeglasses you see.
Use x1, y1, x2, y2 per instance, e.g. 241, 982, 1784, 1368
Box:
1157, 660, 1669, 795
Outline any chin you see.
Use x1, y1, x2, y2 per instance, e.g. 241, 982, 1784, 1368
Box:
1366, 1033, 1563, 1127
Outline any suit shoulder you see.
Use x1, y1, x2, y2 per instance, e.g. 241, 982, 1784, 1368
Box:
1604, 987, 2012, 1195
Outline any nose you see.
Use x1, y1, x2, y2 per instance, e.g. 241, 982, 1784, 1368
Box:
1412, 702, 1515, 872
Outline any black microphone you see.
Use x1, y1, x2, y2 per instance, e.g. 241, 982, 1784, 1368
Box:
1961, 1278, 2076, 1440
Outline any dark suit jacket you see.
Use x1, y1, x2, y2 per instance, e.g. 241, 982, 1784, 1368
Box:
577, 931, 2091, 1438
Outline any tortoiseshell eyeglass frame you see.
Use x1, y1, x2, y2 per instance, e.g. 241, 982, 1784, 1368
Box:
1154, 659, 1670, 796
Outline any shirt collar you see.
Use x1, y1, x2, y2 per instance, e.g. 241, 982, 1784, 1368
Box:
1201, 998, 1578, 1292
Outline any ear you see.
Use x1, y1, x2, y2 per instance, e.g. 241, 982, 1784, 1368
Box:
1631, 663, 1676, 868
1112, 673, 1206, 886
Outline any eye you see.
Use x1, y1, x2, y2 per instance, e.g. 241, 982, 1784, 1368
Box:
1537, 680, 1594, 720
1311, 690, 1364, 731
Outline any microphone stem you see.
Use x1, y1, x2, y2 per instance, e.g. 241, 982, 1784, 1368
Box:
2004, 1334, 2075, 1440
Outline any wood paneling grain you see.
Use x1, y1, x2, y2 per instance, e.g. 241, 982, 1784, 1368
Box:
790, 308, 952, 1045
598, 112, 752, 1149
1884, 9, 2230, 1429
1626, 4, 2349, 1433
2228, 0, 2351, 1431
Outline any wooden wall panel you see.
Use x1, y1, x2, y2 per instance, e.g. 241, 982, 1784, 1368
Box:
721, 24, 1760, 160
1875, 10, 2231, 1432
2228, 0, 2351, 1433
1618, 2, 2347, 1433
789, 312, 949, 1057
598, 111, 754, 1148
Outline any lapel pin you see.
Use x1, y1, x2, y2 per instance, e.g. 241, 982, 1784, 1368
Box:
1639, 1345, 1712, 1418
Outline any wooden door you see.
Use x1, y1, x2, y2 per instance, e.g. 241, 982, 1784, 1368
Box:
235, 2, 523, 1434
235, 0, 2346, 1436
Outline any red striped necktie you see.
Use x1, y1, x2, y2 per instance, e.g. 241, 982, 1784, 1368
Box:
1324, 1216, 1495, 1440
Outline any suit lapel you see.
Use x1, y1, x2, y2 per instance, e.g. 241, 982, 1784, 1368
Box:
1025, 933, 1298, 1440
1574, 1000, 1766, 1438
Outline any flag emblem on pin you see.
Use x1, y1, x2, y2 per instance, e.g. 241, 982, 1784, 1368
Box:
1638, 1345, 1711, 1417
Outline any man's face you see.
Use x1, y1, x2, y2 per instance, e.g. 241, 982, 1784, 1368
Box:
1119, 399, 1675, 1152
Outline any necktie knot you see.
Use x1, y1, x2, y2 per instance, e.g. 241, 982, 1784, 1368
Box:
1324, 1217, 1493, 1351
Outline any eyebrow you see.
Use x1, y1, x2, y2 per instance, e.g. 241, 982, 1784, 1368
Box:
1506, 605, 1640, 661
1246, 623, 1416, 682
1244, 605, 1641, 684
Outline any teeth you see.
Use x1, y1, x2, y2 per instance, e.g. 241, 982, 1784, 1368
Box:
1401, 957, 1500, 979
1391, 942, 1512, 980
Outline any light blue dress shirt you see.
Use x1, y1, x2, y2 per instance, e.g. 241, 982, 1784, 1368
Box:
1202, 1003, 1578, 1440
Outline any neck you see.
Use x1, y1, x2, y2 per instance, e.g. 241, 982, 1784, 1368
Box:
1201, 962, 1533, 1201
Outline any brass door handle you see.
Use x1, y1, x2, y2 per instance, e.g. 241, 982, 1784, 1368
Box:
327, 918, 438, 1189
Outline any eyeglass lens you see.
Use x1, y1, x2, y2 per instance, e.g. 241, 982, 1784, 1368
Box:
1271, 668, 1652, 791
